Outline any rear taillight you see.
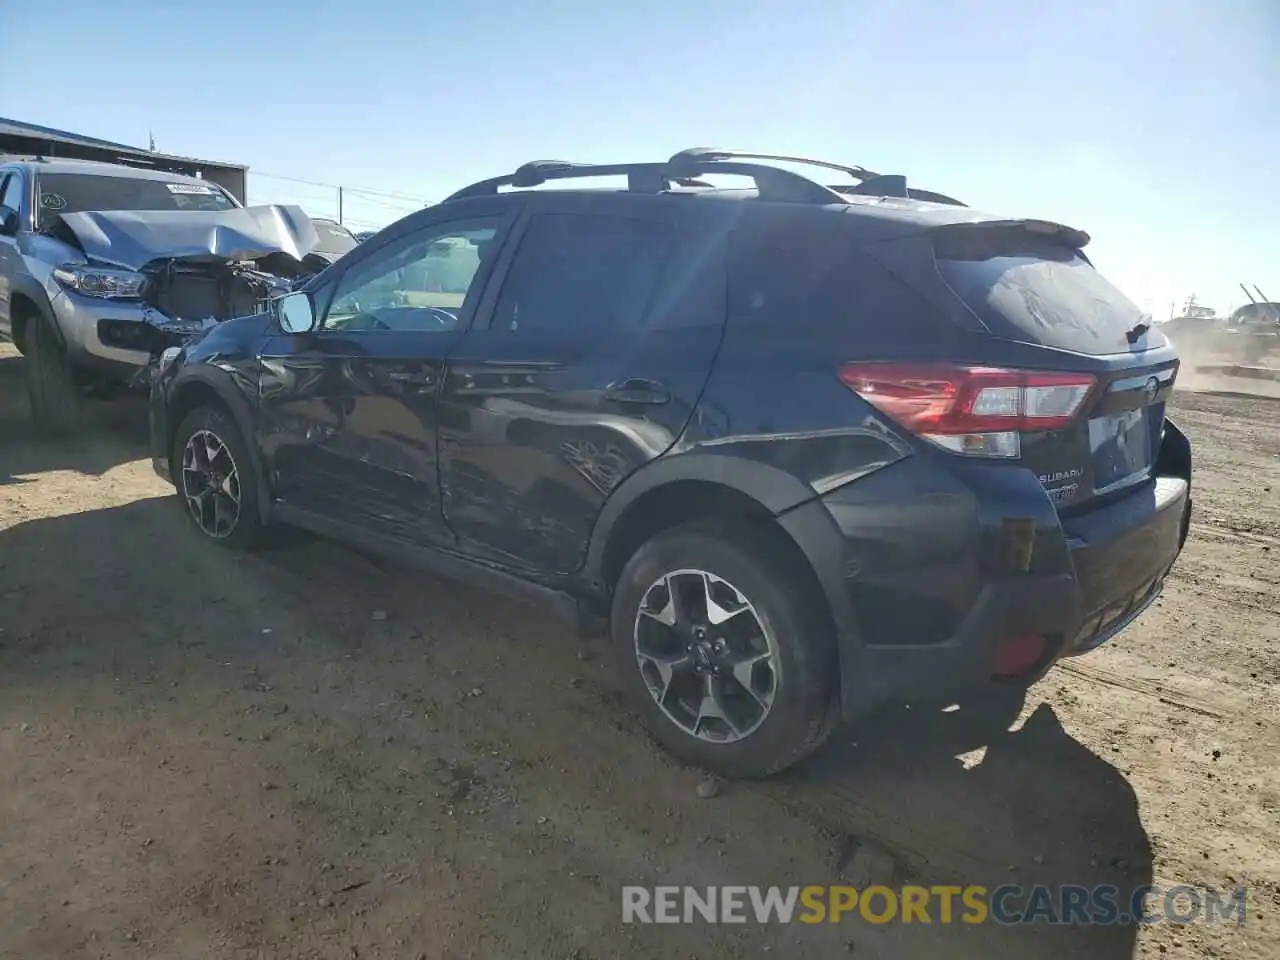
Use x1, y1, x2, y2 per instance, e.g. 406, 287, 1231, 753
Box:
838, 363, 1096, 459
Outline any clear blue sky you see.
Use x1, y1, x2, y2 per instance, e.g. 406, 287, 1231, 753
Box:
2, 0, 1276, 317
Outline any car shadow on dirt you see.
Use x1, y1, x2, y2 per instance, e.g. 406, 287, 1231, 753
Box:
775, 690, 1153, 955
0, 496, 1151, 959
0, 354, 150, 484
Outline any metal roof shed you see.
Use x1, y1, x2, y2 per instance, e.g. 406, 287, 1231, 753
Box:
0, 117, 248, 204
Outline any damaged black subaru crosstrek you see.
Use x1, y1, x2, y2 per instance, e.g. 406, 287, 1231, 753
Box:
150, 150, 1193, 778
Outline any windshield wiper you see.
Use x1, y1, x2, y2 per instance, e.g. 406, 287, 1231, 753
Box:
1125, 321, 1151, 344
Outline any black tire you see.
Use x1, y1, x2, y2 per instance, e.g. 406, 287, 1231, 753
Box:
25, 316, 82, 434
171, 406, 264, 551
609, 519, 839, 779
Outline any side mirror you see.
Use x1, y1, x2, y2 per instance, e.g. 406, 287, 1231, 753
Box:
275, 292, 315, 334
0, 206, 18, 237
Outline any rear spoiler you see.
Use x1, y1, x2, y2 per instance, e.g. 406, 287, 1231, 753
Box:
931, 218, 1092, 250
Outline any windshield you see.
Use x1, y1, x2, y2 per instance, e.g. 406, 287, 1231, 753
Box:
312, 219, 359, 257
35, 173, 237, 226
935, 234, 1166, 355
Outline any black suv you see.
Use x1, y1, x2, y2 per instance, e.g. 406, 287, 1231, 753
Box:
150, 150, 1192, 778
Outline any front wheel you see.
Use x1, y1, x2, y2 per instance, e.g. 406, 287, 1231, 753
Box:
171, 406, 264, 551
26, 316, 82, 434
610, 520, 838, 778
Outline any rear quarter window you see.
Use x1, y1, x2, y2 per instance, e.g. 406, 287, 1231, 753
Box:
727, 212, 949, 345
934, 234, 1165, 355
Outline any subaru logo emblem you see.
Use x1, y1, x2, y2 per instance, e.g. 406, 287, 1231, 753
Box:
1143, 376, 1160, 402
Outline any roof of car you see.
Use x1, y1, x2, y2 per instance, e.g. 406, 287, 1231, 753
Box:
439, 150, 1046, 242
0, 155, 216, 185
443, 181, 1019, 245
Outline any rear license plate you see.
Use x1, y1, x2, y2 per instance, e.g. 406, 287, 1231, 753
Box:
1088, 408, 1152, 492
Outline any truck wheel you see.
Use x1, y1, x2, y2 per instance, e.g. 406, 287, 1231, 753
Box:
610, 519, 839, 779
25, 317, 83, 434
171, 406, 264, 551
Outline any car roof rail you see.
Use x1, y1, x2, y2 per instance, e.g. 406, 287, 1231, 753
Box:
443, 148, 966, 207
444, 154, 849, 205
673, 149, 967, 207
667, 147, 880, 182
829, 175, 966, 207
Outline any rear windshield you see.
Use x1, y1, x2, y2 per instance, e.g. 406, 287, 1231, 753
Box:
36, 173, 237, 226
934, 233, 1165, 355
312, 219, 359, 257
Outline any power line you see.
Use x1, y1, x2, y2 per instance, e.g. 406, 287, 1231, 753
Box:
246, 197, 338, 216
340, 193, 424, 213
342, 185, 431, 205
252, 170, 431, 205
245, 194, 407, 231
342, 217, 387, 230
249, 170, 333, 189
246, 194, 337, 208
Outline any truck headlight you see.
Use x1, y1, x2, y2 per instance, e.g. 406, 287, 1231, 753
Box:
52, 263, 146, 299
158, 346, 183, 375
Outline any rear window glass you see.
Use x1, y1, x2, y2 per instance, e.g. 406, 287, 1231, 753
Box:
935, 234, 1164, 355
36, 173, 236, 225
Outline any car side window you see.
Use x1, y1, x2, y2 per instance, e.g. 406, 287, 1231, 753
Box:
319, 219, 499, 334
727, 213, 942, 343
0, 172, 22, 215
488, 213, 674, 335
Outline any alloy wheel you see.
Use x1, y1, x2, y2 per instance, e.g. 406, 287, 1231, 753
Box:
181, 429, 242, 539
633, 568, 780, 743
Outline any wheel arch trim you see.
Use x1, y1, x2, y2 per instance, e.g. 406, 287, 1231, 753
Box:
167, 365, 272, 522
9, 277, 61, 349
583, 452, 822, 590
584, 451, 866, 722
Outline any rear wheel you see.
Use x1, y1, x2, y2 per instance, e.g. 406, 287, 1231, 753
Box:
171, 406, 263, 551
610, 520, 838, 778
26, 317, 82, 434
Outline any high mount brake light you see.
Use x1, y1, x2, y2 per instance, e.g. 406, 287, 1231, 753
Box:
838, 363, 1096, 459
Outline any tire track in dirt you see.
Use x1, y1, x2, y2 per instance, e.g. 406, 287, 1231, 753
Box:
1055, 661, 1227, 719
1191, 523, 1280, 549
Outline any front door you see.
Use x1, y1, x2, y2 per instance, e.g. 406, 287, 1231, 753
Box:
0, 170, 27, 342
438, 198, 727, 575
257, 211, 510, 547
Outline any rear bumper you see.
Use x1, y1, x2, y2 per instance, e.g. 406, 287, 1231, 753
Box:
779, 422, 1192, 720
1059, 474, 1189, 654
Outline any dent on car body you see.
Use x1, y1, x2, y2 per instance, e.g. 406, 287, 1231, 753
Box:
55, 205, 328, 362
56, 205, 321, 271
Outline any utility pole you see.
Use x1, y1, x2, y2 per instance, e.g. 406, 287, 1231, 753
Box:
337, 186, 344, 225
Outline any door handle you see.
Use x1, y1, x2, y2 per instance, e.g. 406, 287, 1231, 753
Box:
604, 378, 670, 405
386, 369, 434, 385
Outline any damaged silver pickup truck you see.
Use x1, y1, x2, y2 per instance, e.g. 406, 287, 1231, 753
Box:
0, 156, 335, 432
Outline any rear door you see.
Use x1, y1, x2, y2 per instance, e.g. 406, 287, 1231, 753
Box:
927, 223, 1179, 512
438, 194, 726, 575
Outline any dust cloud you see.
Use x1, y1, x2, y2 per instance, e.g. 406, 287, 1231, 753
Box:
1165, 325, 1280, 399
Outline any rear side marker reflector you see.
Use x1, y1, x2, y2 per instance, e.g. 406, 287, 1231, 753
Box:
992, 633, 1049, 678
838, 363, 1097, 459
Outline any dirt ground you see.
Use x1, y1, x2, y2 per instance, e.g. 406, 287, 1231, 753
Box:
1, 341, 1277, 960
